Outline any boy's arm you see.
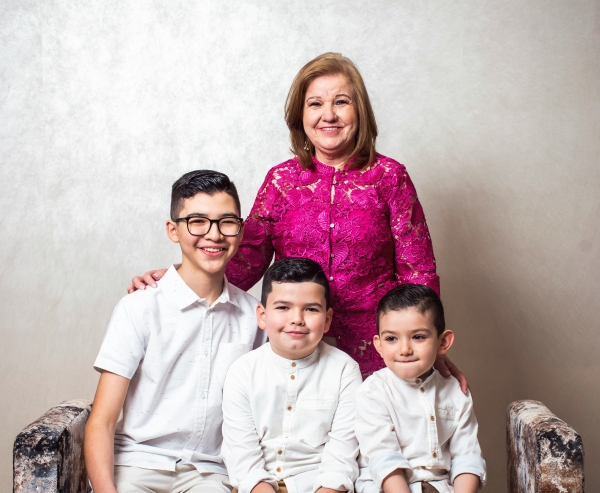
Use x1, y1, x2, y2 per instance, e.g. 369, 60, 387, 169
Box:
222, 364, 278, 493
84, 371, 130, 493
448, 391, 486, 490
314, 363, 363, 493
354, 386, 412, 492
453, 473, 480, 493
381, 470, 411, 493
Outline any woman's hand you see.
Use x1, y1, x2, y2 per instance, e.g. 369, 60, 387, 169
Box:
127, 269, 168, 294
434, 354, 468, 394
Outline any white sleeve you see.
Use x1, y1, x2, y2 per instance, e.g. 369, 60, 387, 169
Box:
93, 296, 146, 379
449, 391, 487, 488
355, 386, 411, 491
313, 362, 362, 493
222, 362, 278, 493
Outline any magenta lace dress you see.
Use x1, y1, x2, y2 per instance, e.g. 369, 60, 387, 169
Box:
226, 153, 439, 375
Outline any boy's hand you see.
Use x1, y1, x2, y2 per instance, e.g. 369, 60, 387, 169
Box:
127, 268, 168, 293
434, 354, 469, 394
453, 473, 480, 493
251, 482, 277, 493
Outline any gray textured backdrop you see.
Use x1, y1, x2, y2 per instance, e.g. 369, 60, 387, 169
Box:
2, 1, 599, 491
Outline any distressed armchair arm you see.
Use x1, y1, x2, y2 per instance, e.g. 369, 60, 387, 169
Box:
14, 399, 92, 493
507, 400, 584, 493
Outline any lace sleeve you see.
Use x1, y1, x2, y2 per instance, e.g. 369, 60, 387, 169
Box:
226, 169, 276, 291
386, 163, 440, 296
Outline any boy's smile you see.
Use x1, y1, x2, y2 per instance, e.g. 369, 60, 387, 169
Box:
257, 281, 333, 360
374, 307, 454, 381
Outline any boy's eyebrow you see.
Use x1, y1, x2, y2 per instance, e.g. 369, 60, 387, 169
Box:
380, 327, 433, 335
184, 212, 239, 218
272, 300, 324, 308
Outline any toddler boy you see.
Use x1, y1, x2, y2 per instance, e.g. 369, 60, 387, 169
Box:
222, 258, 363, 493
85, 170, 266, 493
355, 284, 486, 493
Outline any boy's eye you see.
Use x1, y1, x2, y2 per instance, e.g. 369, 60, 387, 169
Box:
413, 335, 427, 340
306, 307, 319, 312
384, 336, 397, 342
188, 218, 208, 225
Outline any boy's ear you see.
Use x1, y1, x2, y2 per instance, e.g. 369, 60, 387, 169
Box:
256, 303, 267, 331
166, 220, 180, 244
324, 307, 333, 331
437, 330, 455, 354
373, 334, 383, 357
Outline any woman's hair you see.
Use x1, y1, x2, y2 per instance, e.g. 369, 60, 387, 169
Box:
285, 52, 378, 171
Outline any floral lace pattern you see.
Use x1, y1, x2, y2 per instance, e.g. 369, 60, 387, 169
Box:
226, 154, 439, 375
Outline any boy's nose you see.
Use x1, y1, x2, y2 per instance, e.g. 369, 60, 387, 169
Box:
289, 309, 305, 325
399, 340, 413, 356
203, 222, 224, 240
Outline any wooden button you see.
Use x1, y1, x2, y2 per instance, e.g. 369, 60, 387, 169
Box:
290, 375, 295, 380
276, 467, 281, 472
420, 387, 425, 393
277, 450, 282, 455
432, 452, 437, 458
291, 362, 297, 367
430, 415, 435, 421
287, 405, 292, 411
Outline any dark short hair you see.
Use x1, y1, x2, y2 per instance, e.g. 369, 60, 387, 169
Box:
261, 258, 330, 308
170, 170, 241, 220
377, 284, 445, 336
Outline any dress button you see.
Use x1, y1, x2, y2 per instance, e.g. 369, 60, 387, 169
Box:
420, 387, 425, 393
330, 223, 334, 228
432, 452, 437, 458
430, 415, 435, 421
329, 277, 334, 281
291, 362, 296, 367
277, 450, 283, 455
290, 375, 295, 380
276, 467, 281, 472
331, 253, 335, 258
287, 405, 292, 411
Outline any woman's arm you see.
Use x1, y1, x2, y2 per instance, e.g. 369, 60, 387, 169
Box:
84, 371, 130, 493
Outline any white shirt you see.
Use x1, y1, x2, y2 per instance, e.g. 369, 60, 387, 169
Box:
221, 342, 362, 493
355, 368, 486, 493
94, 265, 266, 474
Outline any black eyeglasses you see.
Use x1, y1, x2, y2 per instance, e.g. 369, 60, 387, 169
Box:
172, 215, 244, 237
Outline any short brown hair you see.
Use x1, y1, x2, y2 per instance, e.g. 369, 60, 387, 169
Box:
285, 53, 378, 171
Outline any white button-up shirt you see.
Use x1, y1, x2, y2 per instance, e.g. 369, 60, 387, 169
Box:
94, 265, 265, 474
222, 342, 362, 493
355, 368, 486, 493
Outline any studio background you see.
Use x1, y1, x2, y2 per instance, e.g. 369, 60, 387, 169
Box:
1, 1, 599, 492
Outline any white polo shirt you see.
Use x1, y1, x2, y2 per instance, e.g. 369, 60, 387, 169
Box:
222, 342, 363, 493
355, 368, 486, 493
94, 265, 266, 474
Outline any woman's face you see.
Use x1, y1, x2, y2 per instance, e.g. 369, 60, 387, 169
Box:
302, 74, 358, 166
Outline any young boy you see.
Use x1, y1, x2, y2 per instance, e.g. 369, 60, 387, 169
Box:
85, 170, 266, 493
221, 258, 363, 493
355, 284, 486, 493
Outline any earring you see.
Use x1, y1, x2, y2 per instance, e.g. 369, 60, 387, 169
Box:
303, 141, 310, 152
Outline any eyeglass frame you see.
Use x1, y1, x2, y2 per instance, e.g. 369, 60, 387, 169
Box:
172, 215, 244, 237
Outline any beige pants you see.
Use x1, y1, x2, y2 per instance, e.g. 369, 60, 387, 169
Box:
114, 463, 231, 493
232, 481, 288, 493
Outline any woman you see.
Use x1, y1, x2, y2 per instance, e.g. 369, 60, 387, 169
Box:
132, 53, 461, 382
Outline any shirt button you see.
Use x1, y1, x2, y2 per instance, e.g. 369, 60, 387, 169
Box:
204, 349, 209, 356
276, 467, 281, 472
330, 223, 334, 228
291, 362, 296, 367
287, 406, 292, 411
201, 394, 206, 399
277, 450, 283, 455
432, 452, 437, 458
415, 378, 421, 384
290, 375, 295, 380
420, 387, 425, 393
430, 415, 435, 421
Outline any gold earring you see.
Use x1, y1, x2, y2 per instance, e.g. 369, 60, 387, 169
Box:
304, 141, 310, 152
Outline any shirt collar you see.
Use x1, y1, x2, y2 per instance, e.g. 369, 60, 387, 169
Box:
158, 265, 240, 310
267, 342, 321, 370
386, 367, 437, 387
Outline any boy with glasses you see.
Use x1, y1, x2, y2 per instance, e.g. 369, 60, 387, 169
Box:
85, 170, 266, 493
